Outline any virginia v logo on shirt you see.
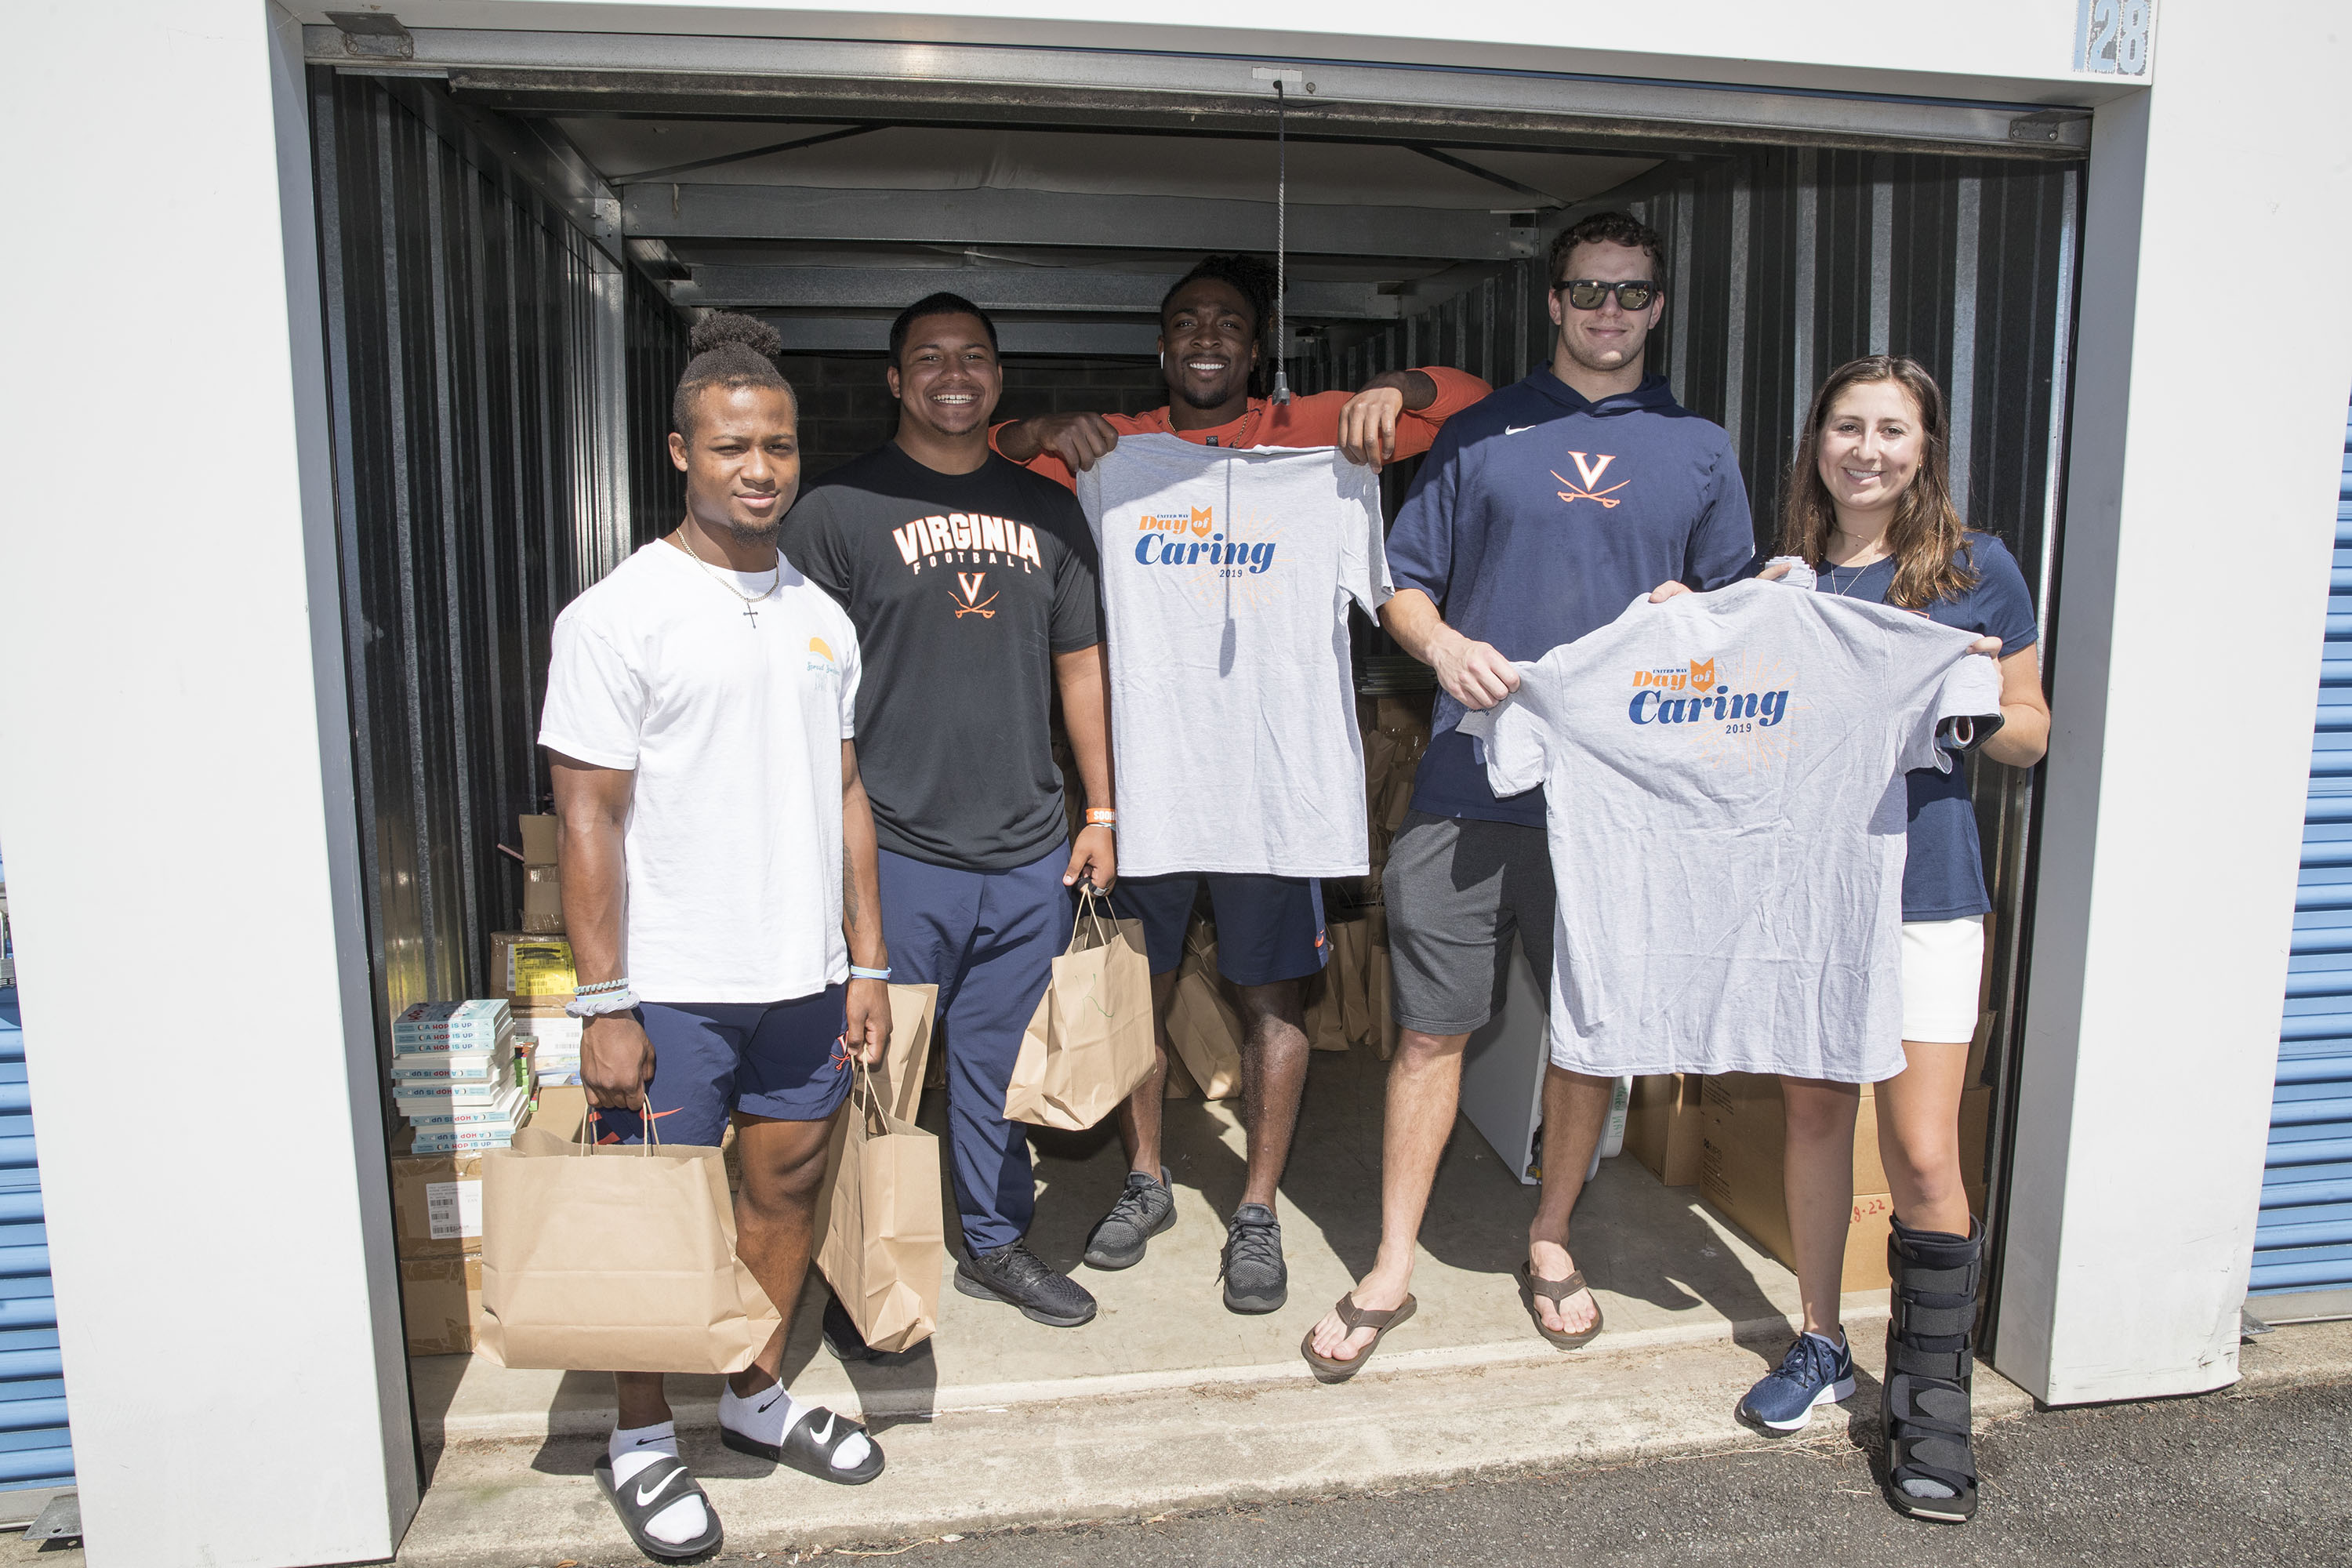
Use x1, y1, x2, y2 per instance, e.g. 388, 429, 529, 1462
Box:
1551, 451, 1628, 510
950, 572, 997, 619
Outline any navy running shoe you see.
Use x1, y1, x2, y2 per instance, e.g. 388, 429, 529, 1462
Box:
1739, 1330, 1857, 1433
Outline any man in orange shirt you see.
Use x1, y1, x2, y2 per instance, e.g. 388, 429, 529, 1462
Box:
993, 254, 1488, 1312
994, 253, 1488, 481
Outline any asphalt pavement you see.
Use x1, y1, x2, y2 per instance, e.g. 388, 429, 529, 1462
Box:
683, 1376, 2349, 1568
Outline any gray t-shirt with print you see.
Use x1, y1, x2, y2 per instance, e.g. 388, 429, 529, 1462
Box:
1459, 579, 2002, 1083
1076, 436, 1389, 877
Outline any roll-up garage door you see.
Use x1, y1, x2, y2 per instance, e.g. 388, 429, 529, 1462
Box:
0, 982, 72, 1491
2257, 397, 2352, 1319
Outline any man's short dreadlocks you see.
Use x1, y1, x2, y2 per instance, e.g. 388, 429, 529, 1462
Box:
670, 311, 794, 437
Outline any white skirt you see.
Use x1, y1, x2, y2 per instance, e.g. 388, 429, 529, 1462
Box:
1901, 915, 1985, 1045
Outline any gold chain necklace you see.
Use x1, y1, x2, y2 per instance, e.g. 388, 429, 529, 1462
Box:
673, 528, 781, 628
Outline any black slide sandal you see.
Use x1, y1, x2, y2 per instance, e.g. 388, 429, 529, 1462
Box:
594, 1453, 723, 1563
720, 1404, 887, 1486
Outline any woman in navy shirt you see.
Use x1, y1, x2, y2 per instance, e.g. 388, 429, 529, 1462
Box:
1661, 354, 2049, 1522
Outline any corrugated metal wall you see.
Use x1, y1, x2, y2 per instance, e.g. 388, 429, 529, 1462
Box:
310, 70, 689, 1055
2256, 397, 2352, 1316
1307, 144, 2082, 1342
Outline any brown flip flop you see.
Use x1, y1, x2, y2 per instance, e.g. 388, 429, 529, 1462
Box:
1519, 1262, 1604, 1349
1300, 1292, 1417, 1384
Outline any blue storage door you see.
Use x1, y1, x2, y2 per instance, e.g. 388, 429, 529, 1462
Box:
2259, 399, 2352, 1312
0, 989, 71, 1490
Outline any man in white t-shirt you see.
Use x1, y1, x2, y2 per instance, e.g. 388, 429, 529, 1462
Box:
538, 314, 891, 1563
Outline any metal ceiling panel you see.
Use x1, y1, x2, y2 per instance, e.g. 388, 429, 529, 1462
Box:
305, 29, 2090, 158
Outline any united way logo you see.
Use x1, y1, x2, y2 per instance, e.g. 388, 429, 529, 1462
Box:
1552, 451, 1628, 509
1628, 654, 1790, 728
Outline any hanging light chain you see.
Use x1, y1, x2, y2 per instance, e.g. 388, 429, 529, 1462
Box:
1271, 78, 1292, 404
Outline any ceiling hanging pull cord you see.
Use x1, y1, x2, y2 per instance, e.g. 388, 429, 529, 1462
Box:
1270, 76, 1292, 405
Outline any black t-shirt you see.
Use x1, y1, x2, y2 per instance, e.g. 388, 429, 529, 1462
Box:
782, 443, 1102, 871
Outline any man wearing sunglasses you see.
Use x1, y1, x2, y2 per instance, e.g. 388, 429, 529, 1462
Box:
1305, 212, 1755, 1378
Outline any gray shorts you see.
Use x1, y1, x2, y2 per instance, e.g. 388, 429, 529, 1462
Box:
1382, 810, 1556, 1036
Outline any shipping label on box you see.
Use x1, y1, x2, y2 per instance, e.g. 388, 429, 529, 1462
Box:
494, 931, 575, 1009
425, 1178, 482, 1242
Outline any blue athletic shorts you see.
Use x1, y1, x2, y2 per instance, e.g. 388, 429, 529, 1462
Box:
590, 986, 851, 1147
1108, 873, 1328, 985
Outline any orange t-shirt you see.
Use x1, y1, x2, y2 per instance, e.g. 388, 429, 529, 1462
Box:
992, 365, 1492, 491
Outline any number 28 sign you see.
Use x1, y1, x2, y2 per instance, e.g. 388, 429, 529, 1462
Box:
2077, 0, 2153, 76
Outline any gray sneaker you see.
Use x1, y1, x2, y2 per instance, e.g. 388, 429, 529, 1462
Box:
1083, 1167, 1176, 1270
1221, 1203, 1287, 1313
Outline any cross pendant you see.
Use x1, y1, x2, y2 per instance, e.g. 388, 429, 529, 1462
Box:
742, 604, 760, 628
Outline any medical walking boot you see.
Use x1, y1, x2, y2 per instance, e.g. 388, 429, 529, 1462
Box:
1882, 1215, 1985, 1523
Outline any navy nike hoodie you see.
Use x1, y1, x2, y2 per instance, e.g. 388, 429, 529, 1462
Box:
1387, 368, 1755, 825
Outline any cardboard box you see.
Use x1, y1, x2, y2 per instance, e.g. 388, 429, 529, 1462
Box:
1624, 1073, 1707, 1187
492, 931, 575, 1014
1697, 1078, 1994, 1294
401, 1251, 483, 1356
390, 1147, 485, 1258
519, 813, 560, 866
521, 863, 564, 934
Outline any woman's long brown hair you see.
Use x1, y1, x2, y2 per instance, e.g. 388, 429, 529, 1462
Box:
1778, 354, 1977, 609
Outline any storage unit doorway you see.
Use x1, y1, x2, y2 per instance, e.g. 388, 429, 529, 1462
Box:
301, 18, 2085, 1423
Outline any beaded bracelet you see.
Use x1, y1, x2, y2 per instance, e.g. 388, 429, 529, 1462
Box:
573, 977, 632, 996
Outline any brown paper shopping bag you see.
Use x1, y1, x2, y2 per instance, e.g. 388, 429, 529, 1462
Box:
1166, 923, 1243, 1101
816, 1065, 945, 1354
1004, 890, 1156, 1129
876, 982, 938, 1123
475, 1113, 779, 1374
1330, 918, 1374, 1047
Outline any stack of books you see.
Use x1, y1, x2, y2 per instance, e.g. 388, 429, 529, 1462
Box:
516, 1013, 583, 1087
392, 1000, 530, 1152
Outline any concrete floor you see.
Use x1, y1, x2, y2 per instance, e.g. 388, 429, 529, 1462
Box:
417, 1044, 1835, 1447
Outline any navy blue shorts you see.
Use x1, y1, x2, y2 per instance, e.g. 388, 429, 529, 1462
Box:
1109, 873, 1328, 985
590, 986, 852, 1147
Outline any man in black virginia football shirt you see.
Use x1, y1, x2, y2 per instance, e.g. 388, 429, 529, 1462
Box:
783, 294, 1116, 1334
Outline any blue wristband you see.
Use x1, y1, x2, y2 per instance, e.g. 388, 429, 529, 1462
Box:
849, 965, 891, 982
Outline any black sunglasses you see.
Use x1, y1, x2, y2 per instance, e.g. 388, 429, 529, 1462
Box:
1555, 278, 1660, 311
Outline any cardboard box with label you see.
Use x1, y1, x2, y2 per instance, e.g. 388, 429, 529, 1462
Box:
493, 931, 576, 1014
1698, 1073, 1991, 1294
401, 1252, 483, 1356
1624, 1073, 1706, 1187
389, 1147, 487, 1258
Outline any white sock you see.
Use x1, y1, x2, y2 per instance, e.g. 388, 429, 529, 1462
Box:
719, 1380, 873, 1472
608, 1421, 710, 1546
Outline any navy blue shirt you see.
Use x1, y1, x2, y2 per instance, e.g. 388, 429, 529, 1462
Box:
1767, 533, 2038, 920
1388, 369, 1755, 825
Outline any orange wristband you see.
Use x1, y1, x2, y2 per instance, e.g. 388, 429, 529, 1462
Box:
1085, 808, 1117, 828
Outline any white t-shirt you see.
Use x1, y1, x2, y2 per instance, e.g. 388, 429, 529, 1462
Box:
1458, 580, 2002, 1083
1075, 436, 1391, 877
538, 541, 861, 1003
